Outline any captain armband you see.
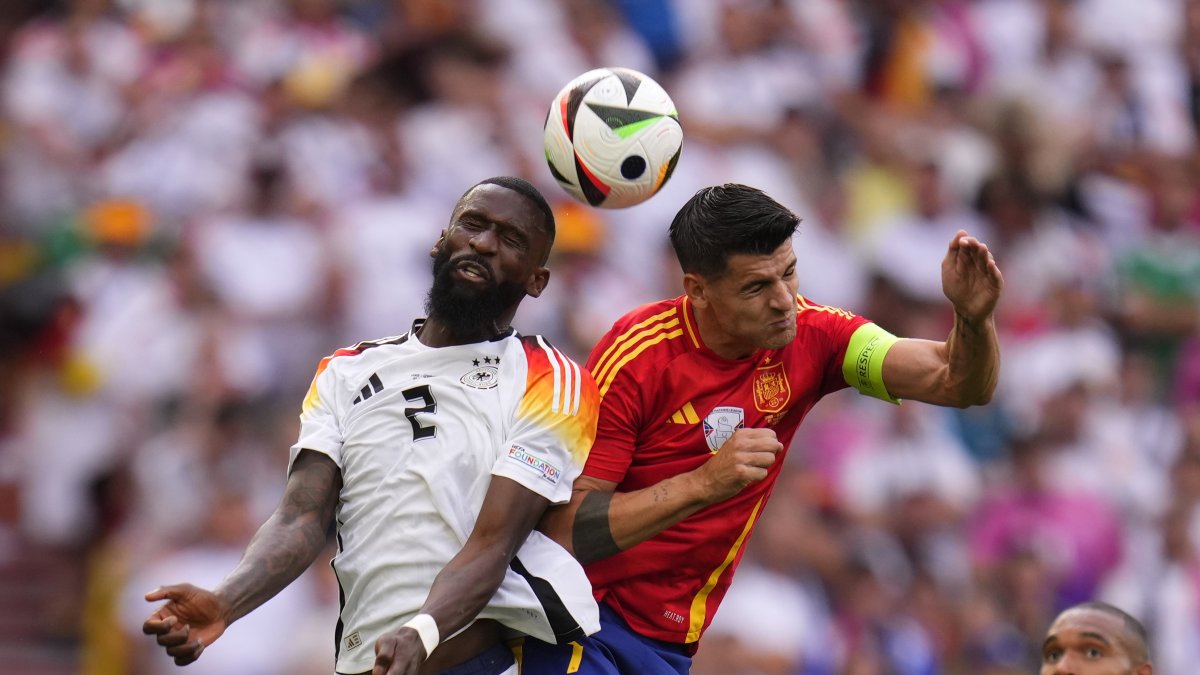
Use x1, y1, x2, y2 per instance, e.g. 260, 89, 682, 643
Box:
841, 323, 901, 404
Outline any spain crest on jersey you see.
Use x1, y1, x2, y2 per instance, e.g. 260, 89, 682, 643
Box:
702, 406, 744, 453
752, 362, 791, 413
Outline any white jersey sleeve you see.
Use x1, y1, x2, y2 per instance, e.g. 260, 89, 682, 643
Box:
289, 347, 358, 469
493, 336, 598, 505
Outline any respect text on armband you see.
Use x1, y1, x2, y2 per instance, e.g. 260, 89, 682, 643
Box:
856, 336, 880, 388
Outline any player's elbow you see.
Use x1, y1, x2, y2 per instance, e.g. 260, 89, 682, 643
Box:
536, 502, 577, 555
972, 386, 996, 407
948, 382, 995, 408
949, 396, 983, 409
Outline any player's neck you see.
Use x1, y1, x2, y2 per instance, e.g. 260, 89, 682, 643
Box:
692, 308, 756, 361
417, 316, 511, 347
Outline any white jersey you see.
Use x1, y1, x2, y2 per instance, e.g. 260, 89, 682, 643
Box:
290, 323, 600, 674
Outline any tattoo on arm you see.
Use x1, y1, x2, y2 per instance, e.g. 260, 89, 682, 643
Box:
218, 451, 341, 623
571, 491, 620, 564
955, 312, 985, 335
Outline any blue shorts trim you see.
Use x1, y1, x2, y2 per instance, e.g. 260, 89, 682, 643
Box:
439, 642, 514, 675
519, 602, 691, 675
341, 642, 513, 675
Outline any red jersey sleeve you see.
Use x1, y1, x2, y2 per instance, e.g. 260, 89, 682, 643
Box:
796, 296, 871, 397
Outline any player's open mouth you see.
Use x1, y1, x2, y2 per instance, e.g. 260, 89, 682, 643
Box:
454, 260, 491, 282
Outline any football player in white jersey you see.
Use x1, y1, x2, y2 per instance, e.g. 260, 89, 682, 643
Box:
142, 177, 601, 675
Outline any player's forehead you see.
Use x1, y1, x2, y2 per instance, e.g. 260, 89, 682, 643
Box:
454, 184, 545, 236
718, 241, 796, 281
1047, 609, 1128, 648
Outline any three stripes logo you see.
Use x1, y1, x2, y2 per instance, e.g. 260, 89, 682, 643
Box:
352, 373, 384, 405
534, 336, 584, 416
668, 402, 700, 425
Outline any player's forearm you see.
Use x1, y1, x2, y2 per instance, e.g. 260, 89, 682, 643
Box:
415, 544, 511, 642
214, 451, 339, 624
944, 312, 999, 407
571, 473, 709, 564
419, 484, 548, 646
411, 476, 549, 651
214, 511, 330, 623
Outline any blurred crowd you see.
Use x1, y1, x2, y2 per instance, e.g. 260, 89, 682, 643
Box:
2, 0, 1200, 673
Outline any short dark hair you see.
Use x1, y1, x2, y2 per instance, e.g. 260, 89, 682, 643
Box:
1067, 602, 1151, 663
668, 184, 800, 279
461, 176, 556, 246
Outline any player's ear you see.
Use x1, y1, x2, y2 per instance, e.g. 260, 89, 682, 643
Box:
683, 272, 707, 309
525, 267, 550, 298
1135, 662, 1153, 675
429, 230, 447, 258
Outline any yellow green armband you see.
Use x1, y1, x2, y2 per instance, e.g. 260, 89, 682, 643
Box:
841, 323, 901, 404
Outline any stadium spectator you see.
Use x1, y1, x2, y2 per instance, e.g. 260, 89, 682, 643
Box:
1103, 504, 1200, 675
1040, 601, 1154, 675
970, 437, 1124, 611
189, 156, 337, 397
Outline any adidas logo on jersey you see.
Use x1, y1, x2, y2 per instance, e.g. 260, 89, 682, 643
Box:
667, 402, 700, 424
352, 373, 384, 404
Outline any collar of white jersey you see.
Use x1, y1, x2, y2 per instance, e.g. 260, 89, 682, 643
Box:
409, 318, 516, 346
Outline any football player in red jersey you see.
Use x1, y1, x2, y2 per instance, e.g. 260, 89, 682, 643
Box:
527, 183, 1002, 674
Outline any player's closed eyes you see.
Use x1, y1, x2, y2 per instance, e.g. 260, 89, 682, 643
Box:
502, 233, 527, 250
458, 219, 526, 250
741, 266, 795, 296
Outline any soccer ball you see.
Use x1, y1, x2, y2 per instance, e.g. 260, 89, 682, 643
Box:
543, 67, 683, 209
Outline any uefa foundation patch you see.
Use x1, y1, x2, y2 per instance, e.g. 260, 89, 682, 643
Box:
506, 445, 562, 485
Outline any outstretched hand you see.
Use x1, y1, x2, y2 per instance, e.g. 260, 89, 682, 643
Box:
143, 584, 231, 666
372, 627, 427, 675
941, 230, 1003, 326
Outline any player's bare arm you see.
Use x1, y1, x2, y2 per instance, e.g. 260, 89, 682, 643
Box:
881, 230, 1003, 407
372, 475, 553, 675
542, 428, 783, 564
141, 449, 340, 665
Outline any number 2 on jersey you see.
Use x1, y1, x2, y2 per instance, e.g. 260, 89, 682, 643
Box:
402, 384, 437, 441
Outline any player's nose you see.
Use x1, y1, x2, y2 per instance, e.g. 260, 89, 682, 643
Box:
766, 280, 793, 311
468, 228, 499, 254
1049, 654, 1079, 675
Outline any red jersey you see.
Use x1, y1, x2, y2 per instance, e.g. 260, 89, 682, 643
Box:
582, 294, 869, 645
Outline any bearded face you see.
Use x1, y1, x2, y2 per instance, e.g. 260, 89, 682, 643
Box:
424, 243, 528, 339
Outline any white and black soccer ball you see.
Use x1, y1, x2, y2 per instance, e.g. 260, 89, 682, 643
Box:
543, 67, 683, 209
